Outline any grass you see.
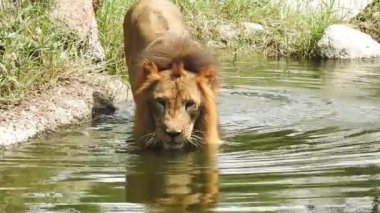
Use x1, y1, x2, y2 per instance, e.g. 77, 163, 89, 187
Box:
351, 0, 380, 42
0, 0, 348, 105
177, 0, 340, 58
96, 0, 341, 73
95, 0, 341, 77
95, 0, 132, 78
0, 0, 94, 105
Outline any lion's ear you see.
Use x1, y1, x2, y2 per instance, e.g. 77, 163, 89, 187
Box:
197, 64, 218, 91
142, 59, 159, 76
133, 59, 160, 95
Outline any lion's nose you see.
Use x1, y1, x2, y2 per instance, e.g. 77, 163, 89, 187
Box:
166, 129, 181, 139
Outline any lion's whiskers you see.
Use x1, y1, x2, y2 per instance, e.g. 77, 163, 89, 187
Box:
192, 129, 204, 137
141, 132, 158, 148
187, 129, 204, 148
140, 129, 207, 150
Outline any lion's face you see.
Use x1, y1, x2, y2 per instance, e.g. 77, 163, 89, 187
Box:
149, 70, 202, 150
134, 57, 218, 151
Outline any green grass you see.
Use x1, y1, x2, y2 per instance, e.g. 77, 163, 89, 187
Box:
96, 0, 341, 63
0, 0, 94, 105
176, 0, 341, 58
96, 0, 132, 78
95, 0, 341, 79
0, 0, 346, 105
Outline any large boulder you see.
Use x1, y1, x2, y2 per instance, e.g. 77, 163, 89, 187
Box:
50, 0, 105, 63
316, 24, 380, 59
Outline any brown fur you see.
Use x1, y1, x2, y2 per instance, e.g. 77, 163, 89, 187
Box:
123, 0, 219, 150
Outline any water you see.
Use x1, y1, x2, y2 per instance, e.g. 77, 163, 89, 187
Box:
1, 57, 380, 212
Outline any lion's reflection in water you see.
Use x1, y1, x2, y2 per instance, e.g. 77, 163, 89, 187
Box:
126, 148, 219, 212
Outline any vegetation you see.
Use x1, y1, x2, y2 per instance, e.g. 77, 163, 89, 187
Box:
96, 0, 341, 76
96, 0, 132, 78
351, 0, 380, 42
0, 0, 94, 105
0, 0, 355, 105
177, 0, 341, 58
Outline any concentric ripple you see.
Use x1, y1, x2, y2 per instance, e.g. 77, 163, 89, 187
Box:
0, 58, 379, 213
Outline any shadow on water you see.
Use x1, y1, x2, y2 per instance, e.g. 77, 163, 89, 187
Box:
0, 56, 380, 212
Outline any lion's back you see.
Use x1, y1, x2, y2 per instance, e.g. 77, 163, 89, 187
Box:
123, 0, 188, 87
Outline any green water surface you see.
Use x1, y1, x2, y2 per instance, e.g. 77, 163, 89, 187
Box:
1, 58, 380, 213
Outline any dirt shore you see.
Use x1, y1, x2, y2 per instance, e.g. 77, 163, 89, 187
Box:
0, 73, 132, 147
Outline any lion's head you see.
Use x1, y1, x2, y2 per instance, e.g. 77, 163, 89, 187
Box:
132, 35, 219, 150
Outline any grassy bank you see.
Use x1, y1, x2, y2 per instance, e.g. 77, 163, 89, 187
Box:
96, 0, 132, 78
0, 1, 95, 105
96, 0, 342, 78
179, 0, 341, 58
1, 0, 346, 105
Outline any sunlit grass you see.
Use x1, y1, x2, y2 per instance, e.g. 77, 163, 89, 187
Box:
96, 0, 132, 78
0, 0, 346, 105
96, 0, 341, 78
177, 0, 340, 58
0, 1, 93, 105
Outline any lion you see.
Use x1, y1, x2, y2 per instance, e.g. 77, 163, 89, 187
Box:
123, 0, 219, 150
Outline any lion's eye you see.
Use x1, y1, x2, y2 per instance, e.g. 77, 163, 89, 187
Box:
155, 98, 166, 107
185, 100, 196, 110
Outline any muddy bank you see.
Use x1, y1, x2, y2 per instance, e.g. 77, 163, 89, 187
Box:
0, 73, 132, 147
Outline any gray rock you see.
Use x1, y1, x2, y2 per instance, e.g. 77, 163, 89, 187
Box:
241, 22, 264, 34
216, 22, 264, 44
316, 24, 380, 59
216, 24, 239, 42
50, 0, 105, 63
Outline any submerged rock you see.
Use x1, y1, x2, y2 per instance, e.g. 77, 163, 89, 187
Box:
316, 24, 380, 59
